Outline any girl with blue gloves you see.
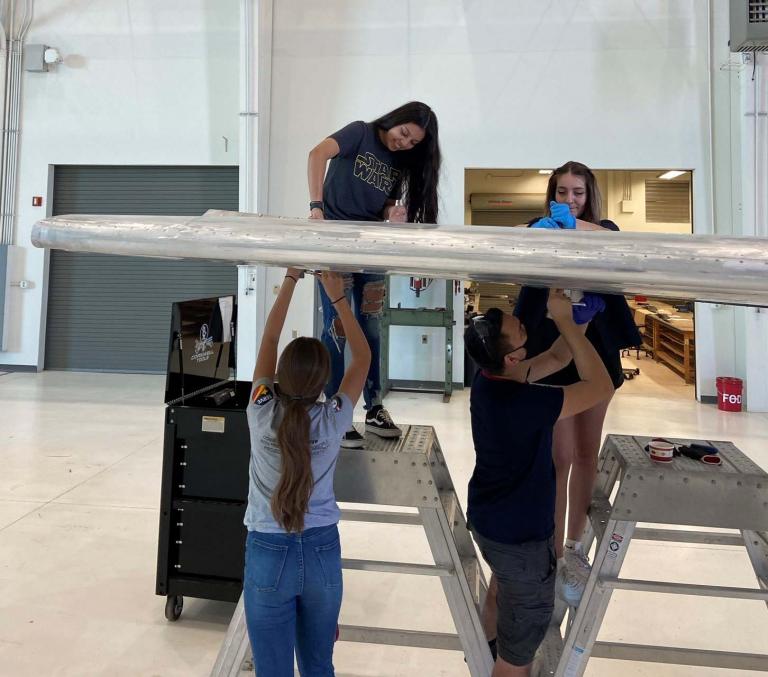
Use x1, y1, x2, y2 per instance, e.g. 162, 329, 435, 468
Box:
514, 161, 641, 608
243, 269, 371, 676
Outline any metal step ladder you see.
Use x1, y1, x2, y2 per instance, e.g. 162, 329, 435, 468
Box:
534, 434, 768, 676
380, 278, 456, 402
211, 424, 494, 677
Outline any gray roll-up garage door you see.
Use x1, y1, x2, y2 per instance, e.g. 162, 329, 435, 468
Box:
45, 165, 239, 372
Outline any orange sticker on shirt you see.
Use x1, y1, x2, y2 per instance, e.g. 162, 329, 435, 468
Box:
252, 384, 274, 406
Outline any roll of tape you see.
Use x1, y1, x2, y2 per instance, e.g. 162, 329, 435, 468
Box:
649, 439, 675, 463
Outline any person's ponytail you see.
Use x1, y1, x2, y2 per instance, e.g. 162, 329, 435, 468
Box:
271, 398, 314, 532
270, 337, 330, 532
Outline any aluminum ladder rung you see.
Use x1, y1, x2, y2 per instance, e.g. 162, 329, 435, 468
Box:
339, 508, 422, 525
339, 624, 462, 650
591, 641, 768, 671
341, 557, 452, 577
600, 576, 768, 601
633, 527, 745, 546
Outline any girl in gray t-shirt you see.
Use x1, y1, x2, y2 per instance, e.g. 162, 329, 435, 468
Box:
243, 268, 370, 677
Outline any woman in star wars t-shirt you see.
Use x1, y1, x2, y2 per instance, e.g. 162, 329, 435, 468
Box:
307, 101, 441, 448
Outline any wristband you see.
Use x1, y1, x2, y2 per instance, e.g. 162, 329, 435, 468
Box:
309, 201, 324, 211
331, 295, 345, 305
285, 275, 298, 283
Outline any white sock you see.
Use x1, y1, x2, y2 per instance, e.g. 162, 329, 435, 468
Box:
564, 539, 580, 552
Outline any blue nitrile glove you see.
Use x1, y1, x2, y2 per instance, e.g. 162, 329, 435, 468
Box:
572, 293, 605, 324
550, 201, 576, 229
531, 216, 560, 229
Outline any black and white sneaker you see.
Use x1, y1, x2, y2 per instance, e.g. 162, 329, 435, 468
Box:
340, 427, 365, 449
365, 405, 402, 438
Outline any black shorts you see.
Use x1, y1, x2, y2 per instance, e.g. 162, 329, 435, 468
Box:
473, 531, 556, 666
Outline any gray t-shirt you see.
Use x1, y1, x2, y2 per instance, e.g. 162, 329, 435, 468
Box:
244, 378, 353, 533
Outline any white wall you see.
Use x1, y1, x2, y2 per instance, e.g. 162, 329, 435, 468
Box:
3, 0, 238, 367
704, 2, 768, 411
266, 0, 716, 389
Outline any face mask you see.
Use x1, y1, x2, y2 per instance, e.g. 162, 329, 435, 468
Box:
506, 318, 528, 356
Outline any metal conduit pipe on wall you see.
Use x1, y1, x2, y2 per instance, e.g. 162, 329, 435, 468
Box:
0, 3, 11, 245
0, 19, 6, 243
0, 0, 33, 245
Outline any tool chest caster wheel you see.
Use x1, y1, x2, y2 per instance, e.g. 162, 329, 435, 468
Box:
165, 595, 183, 621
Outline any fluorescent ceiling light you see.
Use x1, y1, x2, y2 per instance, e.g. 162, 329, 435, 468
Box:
538, 169, 552, 174
658, 170, 685, 180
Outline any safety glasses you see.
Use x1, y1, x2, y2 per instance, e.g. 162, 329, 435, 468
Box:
471, 310, 526, 365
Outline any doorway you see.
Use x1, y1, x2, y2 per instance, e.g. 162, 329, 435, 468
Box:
462, 167, 695, 398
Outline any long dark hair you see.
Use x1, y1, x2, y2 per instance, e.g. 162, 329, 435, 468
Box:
545, 161, 602, 224
271, 337, 330, 533
372, 101, 441, 223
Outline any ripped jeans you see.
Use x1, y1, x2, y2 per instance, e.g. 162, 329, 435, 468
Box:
319, 273, 385, 410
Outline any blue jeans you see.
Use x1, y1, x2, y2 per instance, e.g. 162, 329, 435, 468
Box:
243, 524, 343, 677
319, 273, 385, 410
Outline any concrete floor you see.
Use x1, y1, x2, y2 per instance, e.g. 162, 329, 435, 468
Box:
0, 357, 766, 676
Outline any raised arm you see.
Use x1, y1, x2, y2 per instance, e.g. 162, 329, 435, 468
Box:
253, 267, 303, 383
319, 271, 371, 403
548, 291, 613, 419
526, 290, 605, 383
307, 137, 340, 220
526, 333, 579, 384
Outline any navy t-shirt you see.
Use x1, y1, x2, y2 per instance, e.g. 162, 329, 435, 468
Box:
467, 370, 564, 545
514, 219, 642, 389
323, 121, 402, 222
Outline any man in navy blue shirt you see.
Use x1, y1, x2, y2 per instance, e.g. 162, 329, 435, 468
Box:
465, 290, 612, 676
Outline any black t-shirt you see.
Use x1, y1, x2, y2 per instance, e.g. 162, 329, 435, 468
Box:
323, 121, 402, 222
467, 370, 564, 545
514, 219, 642, 389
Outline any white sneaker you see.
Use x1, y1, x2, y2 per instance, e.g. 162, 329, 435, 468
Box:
555, 559, 585, 607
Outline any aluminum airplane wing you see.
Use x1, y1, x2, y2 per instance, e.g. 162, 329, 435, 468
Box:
31, 210, 768, 306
